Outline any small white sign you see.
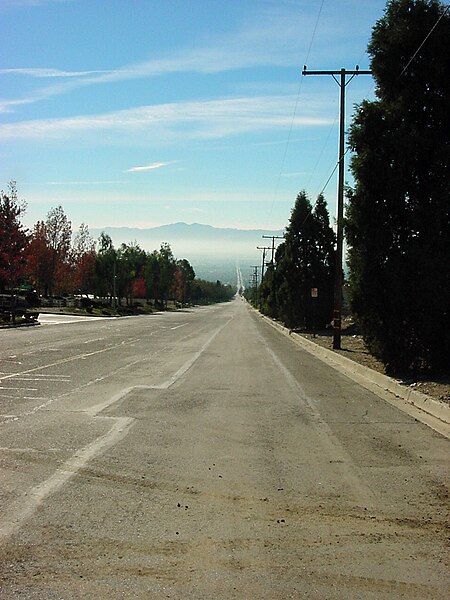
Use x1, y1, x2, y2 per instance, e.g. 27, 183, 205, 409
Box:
311, 288, 318, 298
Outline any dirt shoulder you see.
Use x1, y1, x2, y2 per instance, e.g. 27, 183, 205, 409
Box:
296, 322, 449, 406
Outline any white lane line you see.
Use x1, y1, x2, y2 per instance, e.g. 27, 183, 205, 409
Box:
0, 337, 140, 383
0, 386, 38, 391
0, 415, 133, 542
11, 378, 70, 383
152, 316, 233, 390
83, 337, 106, 344
13, 374, 71, 379
170, 323, 188, 330
0, 313, 235, 540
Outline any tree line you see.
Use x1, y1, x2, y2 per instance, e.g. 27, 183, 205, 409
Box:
249, 0, 449, 376
248, 191, 335, 332
0, 187, 234, 309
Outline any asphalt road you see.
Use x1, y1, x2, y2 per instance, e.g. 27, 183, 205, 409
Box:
0, 298, 448, 599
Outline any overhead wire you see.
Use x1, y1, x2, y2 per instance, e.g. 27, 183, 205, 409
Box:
266, 3, 449, 245
264, 0, 325, 230
314, 3, 449, 202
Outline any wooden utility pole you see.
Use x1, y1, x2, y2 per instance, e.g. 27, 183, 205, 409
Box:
257, 246, 271, 283
257, 246, 271, 309
262, 235, 284, 264
250, 266, 259, 307
302, 66, 371, 349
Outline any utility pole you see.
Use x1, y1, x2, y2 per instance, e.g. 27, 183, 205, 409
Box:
262, 235, 284, 264
257, 246, 271, 309
302, 66, 371, 349
250, 266, 259, 307
112, 259, 117, 310
257, 246, 271, 283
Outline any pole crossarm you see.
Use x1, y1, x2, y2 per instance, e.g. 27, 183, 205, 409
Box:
302, 69, 371, 76
262, 235, 284, 264
257, 246, 271, 293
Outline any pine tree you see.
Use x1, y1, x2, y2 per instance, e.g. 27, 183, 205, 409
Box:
261, 191, 335, 329
346, 0, 450, 374
312, 194, 335, 328
0, 182, 29, 293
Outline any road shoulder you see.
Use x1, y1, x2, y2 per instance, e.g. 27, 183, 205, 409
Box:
257, 310, 450, 438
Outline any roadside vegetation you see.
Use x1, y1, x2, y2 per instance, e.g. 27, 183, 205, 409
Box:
0, 186, 234, 323
1, 1, 448, 377
246, 0, 449, 377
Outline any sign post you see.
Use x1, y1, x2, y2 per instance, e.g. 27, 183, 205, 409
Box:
311, 288, 318, 338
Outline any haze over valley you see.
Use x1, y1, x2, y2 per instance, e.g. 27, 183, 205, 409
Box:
90, 222, 284, 285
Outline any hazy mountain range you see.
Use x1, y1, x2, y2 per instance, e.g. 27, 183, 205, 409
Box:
90, 222, 284, 259
90, 222, 284, 285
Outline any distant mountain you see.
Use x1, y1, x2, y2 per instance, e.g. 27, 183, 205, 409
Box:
90, 222, 284, 261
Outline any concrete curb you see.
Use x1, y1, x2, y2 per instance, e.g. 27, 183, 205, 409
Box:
259, 313, 449, 426
0, 321, 39, 329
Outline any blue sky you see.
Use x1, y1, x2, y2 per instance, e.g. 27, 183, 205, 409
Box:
1, 0, 387, 232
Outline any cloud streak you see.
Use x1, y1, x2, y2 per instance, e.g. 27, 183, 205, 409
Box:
0, 68, 111, 78
0, 95, 333, 142
126, 161, 176, 173
0, 6, 311, 111
1, 0, 70, 8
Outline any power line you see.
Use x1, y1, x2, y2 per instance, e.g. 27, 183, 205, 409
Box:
399, 4, 449, 77
265, 0, 326, 229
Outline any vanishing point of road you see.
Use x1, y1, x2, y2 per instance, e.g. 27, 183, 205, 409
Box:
0, 298, 448, 599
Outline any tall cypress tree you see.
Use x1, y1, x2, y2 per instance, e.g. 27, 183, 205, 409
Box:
269, 191, 335, 329
275, 191, 314, 328
312, 194, 336, 328
346, 0, 450, 374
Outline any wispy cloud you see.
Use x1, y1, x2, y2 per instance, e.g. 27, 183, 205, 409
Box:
0, 68, 111, 78
1, 0, 71, 8
0, 6, 311, 111
126, 161, 176, 173
280, 171, 309, 177
0, 95, 333, 142
48, 180, 126, 186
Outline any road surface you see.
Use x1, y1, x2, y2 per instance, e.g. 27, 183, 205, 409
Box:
0, 298, 448, 598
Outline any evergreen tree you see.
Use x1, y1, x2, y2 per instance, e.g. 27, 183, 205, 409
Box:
312, 194, 335, 328
346, 0, 450, 374
0, 182, 29, 293
260, 191, 335, 329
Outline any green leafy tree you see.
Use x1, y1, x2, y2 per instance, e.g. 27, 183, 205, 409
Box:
26, 221, 52, 295
143, 250, 160, 303
346, 0, 450, 374
173, 258, 195, 304
45, 205, 72, 295
158, 243, 176, 308
94, 232, 117, 303
72, 223, 96, 296
117, 242, 147, 305
191, 279, 234, 304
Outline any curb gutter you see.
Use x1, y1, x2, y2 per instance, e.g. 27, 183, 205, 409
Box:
260, 313, 449, 429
